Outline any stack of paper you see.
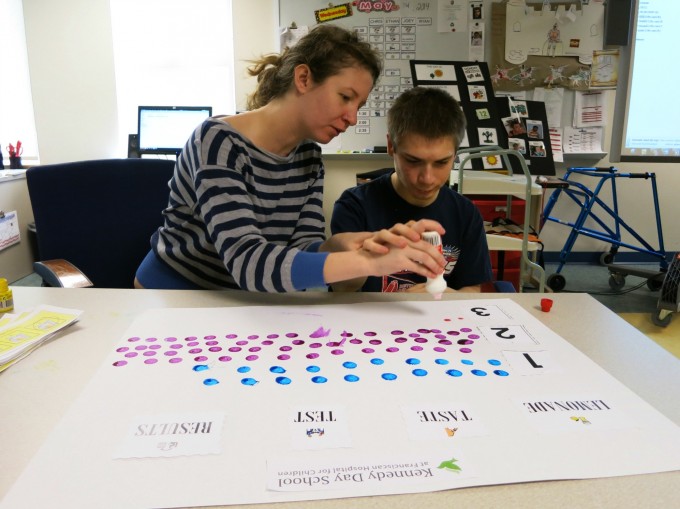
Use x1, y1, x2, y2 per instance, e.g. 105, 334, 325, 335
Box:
0, 306, 83, 372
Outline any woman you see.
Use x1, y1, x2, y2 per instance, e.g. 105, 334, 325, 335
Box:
135, 24, 445, 291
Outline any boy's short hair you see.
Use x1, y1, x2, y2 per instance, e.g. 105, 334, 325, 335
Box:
387, 87, 467, 151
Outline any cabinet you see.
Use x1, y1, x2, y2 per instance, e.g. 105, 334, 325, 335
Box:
0, 171, 35, 282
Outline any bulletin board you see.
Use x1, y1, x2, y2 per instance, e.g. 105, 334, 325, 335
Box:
278, 0, 492, 153
495, 96, 556, 176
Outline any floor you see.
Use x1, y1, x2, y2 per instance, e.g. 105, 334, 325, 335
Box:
11, 262, 680, 359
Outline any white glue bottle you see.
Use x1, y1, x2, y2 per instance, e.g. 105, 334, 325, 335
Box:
421, 231, 447, 300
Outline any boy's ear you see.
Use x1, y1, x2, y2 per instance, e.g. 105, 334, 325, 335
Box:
294, 64, 313, 93
386, 134, 395, 156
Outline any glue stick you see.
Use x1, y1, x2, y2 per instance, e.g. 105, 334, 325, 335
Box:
422, 232, 447, 300
0, 278, 14, 314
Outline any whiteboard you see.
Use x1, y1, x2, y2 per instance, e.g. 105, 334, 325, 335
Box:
278, 0, 491, 152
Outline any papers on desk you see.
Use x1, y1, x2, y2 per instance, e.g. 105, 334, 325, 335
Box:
0, 306, 83, 371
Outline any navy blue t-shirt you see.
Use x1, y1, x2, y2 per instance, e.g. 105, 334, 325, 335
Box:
331, 171, 492, 292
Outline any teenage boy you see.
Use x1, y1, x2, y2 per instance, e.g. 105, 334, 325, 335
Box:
331, 87, 492, 293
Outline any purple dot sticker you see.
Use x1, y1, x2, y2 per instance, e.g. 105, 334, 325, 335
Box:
246, 355, 259, 361
127, 337, 141, 342
218, 356, 232, 362
236, 340, 248, 346
124, 352, 138, 358
306, 353, 319, 359
194, 356, 208, 362
169, 357, 183, 364
145, 337, 158, 343
286, 333, 299, 339
391, 330, 404, 335
280, 346, 292, 352
164, 350, 177, 356
249, 346, 261, 352
411, 346, 423, 351
188, 348, 202, 354
331, 349, 344, 356
116, 347, 129, 353
247, 335, 259, 340
459, 348, 472, 354
144, 358, 158, 365
261, 340, 274, 346
361, 348, 374, 354
267, 334, 279, 339
386, 347, 399, 353
164, 337, 178, 342
278, 354, 291, 361
204, 335, 217, 340
433, 347, 446, 353
113, 360, 127, 367
395, 338, 407, 344
364, 331, 377, 337
225, 334, 238, 339
228, 347, 242, 353
208, 346, 222, 352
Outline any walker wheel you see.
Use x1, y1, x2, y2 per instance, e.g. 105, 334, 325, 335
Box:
608, 273, 626, 291
600, 252, 615, 265
646, 278, 663, 292
547, 273, 566, 292
651, 310, 672, 328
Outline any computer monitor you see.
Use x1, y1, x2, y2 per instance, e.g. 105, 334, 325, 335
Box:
137, 106, 212, 155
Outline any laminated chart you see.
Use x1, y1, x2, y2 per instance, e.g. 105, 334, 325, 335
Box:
3, 299, 680, 508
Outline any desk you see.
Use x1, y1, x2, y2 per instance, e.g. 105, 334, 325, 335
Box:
1, 288, 679, 509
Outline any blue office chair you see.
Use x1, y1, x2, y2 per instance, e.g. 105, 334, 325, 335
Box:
26, 158, 175, 288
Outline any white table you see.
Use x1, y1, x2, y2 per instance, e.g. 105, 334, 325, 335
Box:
1, 288, 679, 509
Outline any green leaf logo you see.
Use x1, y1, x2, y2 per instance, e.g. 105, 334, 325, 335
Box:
437, 457, 462, 473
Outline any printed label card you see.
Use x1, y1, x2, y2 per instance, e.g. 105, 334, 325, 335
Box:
401, 401, 489, 441
114, 412, 225, 458
289, 405, 352, 450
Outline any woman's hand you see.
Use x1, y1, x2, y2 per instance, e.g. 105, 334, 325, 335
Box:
362, 219, 445, 254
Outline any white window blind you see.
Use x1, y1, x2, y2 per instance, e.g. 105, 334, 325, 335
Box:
109, 0, 235, 156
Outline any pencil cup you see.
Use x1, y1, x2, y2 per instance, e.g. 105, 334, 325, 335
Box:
9, 156, 22, 169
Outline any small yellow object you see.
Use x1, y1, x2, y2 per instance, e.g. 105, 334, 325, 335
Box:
0, 278, 14, 313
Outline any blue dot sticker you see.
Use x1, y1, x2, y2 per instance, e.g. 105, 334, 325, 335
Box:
237, 366, 251, 373
435, 358, 449, 365
381, 373, 397, 381
203, 378, 219, 386
270, 366, 286, 373
193, 364, 209, 372
370, 358, 385, 365
488, 359, 502, 366
241, 378, 258, 386
412, 368, 428, 377
446, 369, 463, 377
311, 376, 328, 384
306, 365, 321, 373
461, 359, 474, 366
472, 369, 488, 376
275, 376, 292, 385
342, 361, 357, 369
406, 358, 421, 365
494, 369, 510, 376
344, 374, 360, 382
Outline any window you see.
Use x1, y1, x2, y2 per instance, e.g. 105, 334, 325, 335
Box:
0, 0, 40, 163
109, 0, 235, 156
